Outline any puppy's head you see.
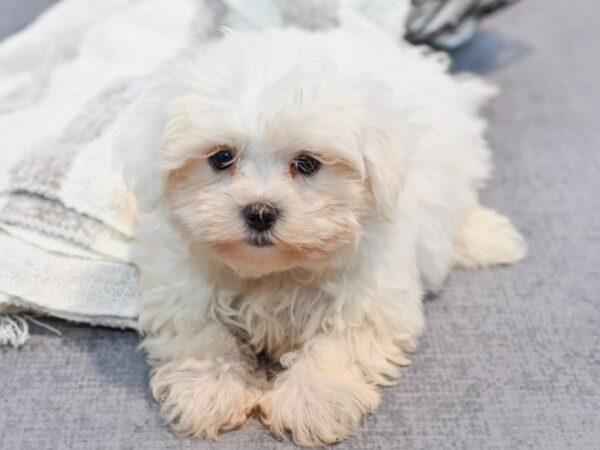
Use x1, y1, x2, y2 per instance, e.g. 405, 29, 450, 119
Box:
116, 30, 409, 278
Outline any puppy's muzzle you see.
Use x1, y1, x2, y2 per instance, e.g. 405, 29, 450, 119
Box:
242, 203, 279, 233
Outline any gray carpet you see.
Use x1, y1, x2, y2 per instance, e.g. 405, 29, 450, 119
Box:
1, 0, 599, 449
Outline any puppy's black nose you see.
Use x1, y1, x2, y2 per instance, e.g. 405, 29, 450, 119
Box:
242, 203, 279, 232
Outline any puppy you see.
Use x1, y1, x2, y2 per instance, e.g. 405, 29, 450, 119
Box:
115, 27, 526, 446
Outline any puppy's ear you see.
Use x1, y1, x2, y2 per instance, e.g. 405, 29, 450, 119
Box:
113, 80, 173, 211
362, 127, 407, 221
354, 79, 411, 221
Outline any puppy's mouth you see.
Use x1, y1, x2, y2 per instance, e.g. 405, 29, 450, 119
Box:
247, 234, 274, 248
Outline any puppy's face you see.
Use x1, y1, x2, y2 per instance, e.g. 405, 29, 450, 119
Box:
164, 89, 371, 278
118, 33, 407, 278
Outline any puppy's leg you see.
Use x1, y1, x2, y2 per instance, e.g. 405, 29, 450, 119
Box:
258, 334, 378, 446
454, 206, 527, 269
258, 324, 417, 447
145, 320, 261, 439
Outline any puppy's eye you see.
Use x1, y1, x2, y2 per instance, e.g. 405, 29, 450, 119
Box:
291, 154, 321, 176
209, 146, 236, 171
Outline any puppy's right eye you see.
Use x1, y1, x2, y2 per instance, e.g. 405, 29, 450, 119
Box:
209, 146, 236, 171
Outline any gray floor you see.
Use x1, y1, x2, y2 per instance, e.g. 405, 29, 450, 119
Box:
1, 1, 599, 449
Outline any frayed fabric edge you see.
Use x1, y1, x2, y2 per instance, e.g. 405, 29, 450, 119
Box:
0, 313, 64, 347
0, 314, 29, 347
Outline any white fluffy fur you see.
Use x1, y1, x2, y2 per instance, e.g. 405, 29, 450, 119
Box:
114, 28, 526, 446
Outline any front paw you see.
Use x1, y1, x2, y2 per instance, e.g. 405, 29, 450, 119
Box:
151, 359, 259, 438
258, 363, 380, 446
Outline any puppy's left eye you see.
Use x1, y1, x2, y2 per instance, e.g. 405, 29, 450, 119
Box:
291, 154, 321, 176
209, 146, 236, 171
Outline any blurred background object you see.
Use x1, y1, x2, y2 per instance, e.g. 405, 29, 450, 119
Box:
214, 0, 519, 48
406, 0, 519, 48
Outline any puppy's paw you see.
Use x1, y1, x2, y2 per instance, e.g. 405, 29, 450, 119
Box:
258, 362, 379, 447
455, 206, 527, 269
151, 359, 259, 439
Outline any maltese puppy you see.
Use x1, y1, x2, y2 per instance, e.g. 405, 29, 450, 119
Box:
115, 27, 526, 446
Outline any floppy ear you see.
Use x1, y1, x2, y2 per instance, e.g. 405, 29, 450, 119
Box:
353, 77, 411, 221
113, 80, 174, 211
362, 129, 406, 221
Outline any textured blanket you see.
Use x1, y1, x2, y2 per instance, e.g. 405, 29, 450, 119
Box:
0, 0, 419, 345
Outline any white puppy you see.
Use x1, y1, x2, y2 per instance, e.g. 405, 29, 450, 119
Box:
115, 27, 526, 446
